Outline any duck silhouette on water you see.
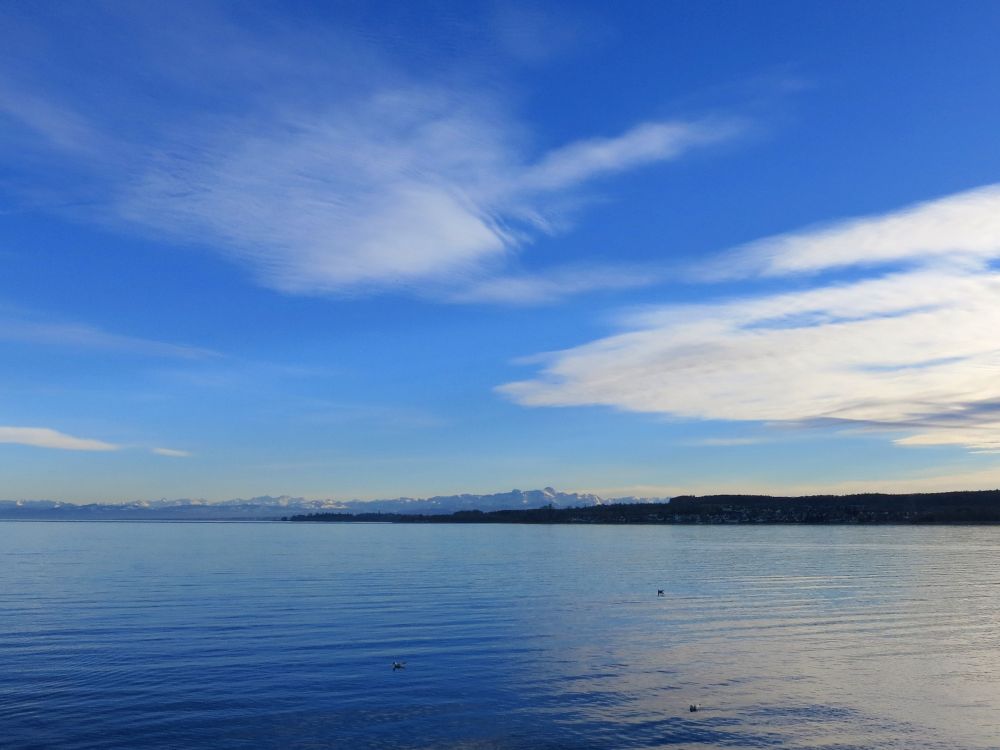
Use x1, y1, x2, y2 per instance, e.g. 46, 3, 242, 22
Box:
392, 661, 406, 671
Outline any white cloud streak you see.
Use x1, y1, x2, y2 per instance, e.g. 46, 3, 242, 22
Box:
502, 184, 1000, 452
152, 447, 191, 457
447, 264, 661, 305
0, 80, 103, 155
705, 183, 1000, 279
114, 103, 738, 295
0, 3, 748, 302
0, 318, 216, 358
518, 119, 740, 192
683, 437, 774, 447
0, 426, 119, 451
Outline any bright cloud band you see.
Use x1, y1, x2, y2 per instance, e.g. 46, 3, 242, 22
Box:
502, 184, 1000, 452
0, 426, 119, 452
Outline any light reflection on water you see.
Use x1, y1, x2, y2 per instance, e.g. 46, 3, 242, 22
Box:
2, 522, 999, 748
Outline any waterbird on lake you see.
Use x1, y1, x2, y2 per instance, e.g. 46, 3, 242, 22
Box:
657, 589, 665, 597
689, 704, 700, 712
392, 661, 406, 670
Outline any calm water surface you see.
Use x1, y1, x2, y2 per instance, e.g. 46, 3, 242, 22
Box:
2, 522, 999, 749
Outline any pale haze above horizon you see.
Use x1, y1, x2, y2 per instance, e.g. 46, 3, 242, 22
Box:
3, 1, 1000, 503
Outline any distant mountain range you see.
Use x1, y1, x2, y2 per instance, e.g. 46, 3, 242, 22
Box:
0, 487, 633, 520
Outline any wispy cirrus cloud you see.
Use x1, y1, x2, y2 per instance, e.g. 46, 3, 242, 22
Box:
0, 428, 193, 456
0, 317, 216, 359
446, 263, 662, 305
517, 119, 741, 192
702, 183, 1000, 279
0, 4, 744, 301
0, 426, 119, 451
682, 436, 775, 447
114, 105, 738, 296
0, 80, 103, 155
502, 183, 1000, 452
152, 447, 190, 457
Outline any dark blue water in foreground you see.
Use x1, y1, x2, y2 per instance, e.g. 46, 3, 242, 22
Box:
2, 522, 1000, 749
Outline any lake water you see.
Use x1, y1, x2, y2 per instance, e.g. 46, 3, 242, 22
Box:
2, 522, 999, 749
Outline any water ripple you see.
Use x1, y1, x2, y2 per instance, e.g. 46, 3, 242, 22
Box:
2, 522, 1000, 748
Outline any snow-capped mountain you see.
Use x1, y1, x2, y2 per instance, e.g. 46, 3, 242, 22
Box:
335, 487, 603, 515
0, 488, 609, 520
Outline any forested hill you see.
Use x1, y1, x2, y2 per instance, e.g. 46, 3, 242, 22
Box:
289, 490, 1000, 524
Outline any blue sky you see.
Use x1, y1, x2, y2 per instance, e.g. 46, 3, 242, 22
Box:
3, 1, 1000, 502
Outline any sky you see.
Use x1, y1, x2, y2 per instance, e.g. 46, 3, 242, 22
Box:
3, 0, 1000, 503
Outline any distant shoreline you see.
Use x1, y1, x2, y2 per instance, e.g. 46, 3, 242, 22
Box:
7, 490, 1000, 524
289, 490, 1000, 525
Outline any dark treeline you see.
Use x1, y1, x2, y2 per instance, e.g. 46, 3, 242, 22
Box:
288, 490, 1000, 524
